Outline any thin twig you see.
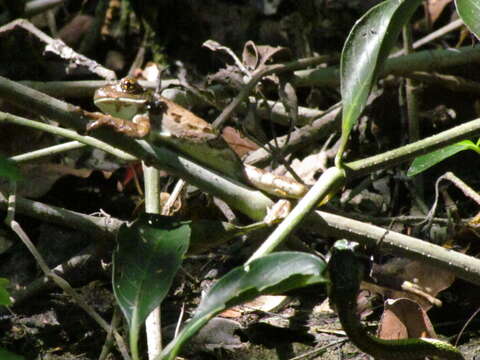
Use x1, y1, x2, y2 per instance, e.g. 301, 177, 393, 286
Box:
213, 55, 335, 128
287, 339, 347, 360
393, 19, 464, 57
3, 187, 130, 360
10, 141, 85, 162
99, 308, 122, 360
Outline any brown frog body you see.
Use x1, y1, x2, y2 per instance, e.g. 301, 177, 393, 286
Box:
88, 77, 309, 198
89, 77, 246, 181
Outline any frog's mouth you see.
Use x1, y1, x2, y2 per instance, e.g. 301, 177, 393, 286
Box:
95, 97, 147, 121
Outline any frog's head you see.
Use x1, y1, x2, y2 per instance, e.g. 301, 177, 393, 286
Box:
94, 77, 150, 120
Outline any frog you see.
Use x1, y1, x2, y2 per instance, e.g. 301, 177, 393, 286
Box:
87, 77, 246, 182
87, 77, 308, 199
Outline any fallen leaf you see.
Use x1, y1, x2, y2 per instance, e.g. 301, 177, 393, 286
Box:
371, 258, 456, 310
221, 126, 258, 157
1, 163, 92, 198
378, 298, 437, 340
242, 41, 292, 70
426, 0, 453, 25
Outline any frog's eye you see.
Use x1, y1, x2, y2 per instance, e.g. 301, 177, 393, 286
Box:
119, 78, 144, 94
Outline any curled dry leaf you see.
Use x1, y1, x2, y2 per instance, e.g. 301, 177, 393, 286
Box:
370, 258, 456, 310
378, 298, 437, 340
242, 40, 292, 70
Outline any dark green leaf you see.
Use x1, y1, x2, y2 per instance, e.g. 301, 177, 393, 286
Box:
407, 140, 477, 176
159, 252, 326, 360
337, 0, 423, 163
0, 156, 21, 181
0, 348, 24, 360
0, 278, 12, 306
455, 0, 480, 40
113, 214, 190, 357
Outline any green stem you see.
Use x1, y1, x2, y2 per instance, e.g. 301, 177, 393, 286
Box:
246, 167, 345, 264
142, 164, 162, 360
10, 141, 85, 162
345, 117, 480, 177
402, 24, 423, 199
0, 77, 273, 220
1, 111, 136, 161
309, 210, 480, 286
294, 46, 480, 88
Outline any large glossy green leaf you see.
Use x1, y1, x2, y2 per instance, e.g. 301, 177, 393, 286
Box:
113, 214, 190, 359
337, 0, 423, 164
0, 156, 21, 181
407, 140, 478, 176
158, 252, 326, 360
0, 278, 12, 306
0, 348, 24, 360
455, 0, 480, 40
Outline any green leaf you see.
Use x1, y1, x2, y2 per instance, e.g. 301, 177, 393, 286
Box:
0, 348, 24, 360
337, 0, 423, 165
159, 252, 326, 360
0, 156, 21, 181
455, 0, 480, 40
407, 140, 478, 176
0, 278, 12, 306
113, 214, 190, 360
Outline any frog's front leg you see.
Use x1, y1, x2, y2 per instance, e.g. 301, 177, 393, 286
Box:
85, 111, 151, 138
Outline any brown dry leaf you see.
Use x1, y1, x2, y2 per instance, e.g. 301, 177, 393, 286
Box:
242, 41, 292, 70
372, 258, 456, 310
378, 298, 437, 340
14, 163, 91, 198
219, 308, 243, 319
426, 0, 453, 24
220, 295, 288, 318
207, 64, 244, 89
221, 126, 258, 157
58, 15, 94, 46
244, 295, 289, 312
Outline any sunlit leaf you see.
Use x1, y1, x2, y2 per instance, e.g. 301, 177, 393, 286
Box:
407, 140, 478, 176
0, 278, 12, 306
455, 0, 480, 40
337, 0, 423, 164
159, 252, 326, 360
